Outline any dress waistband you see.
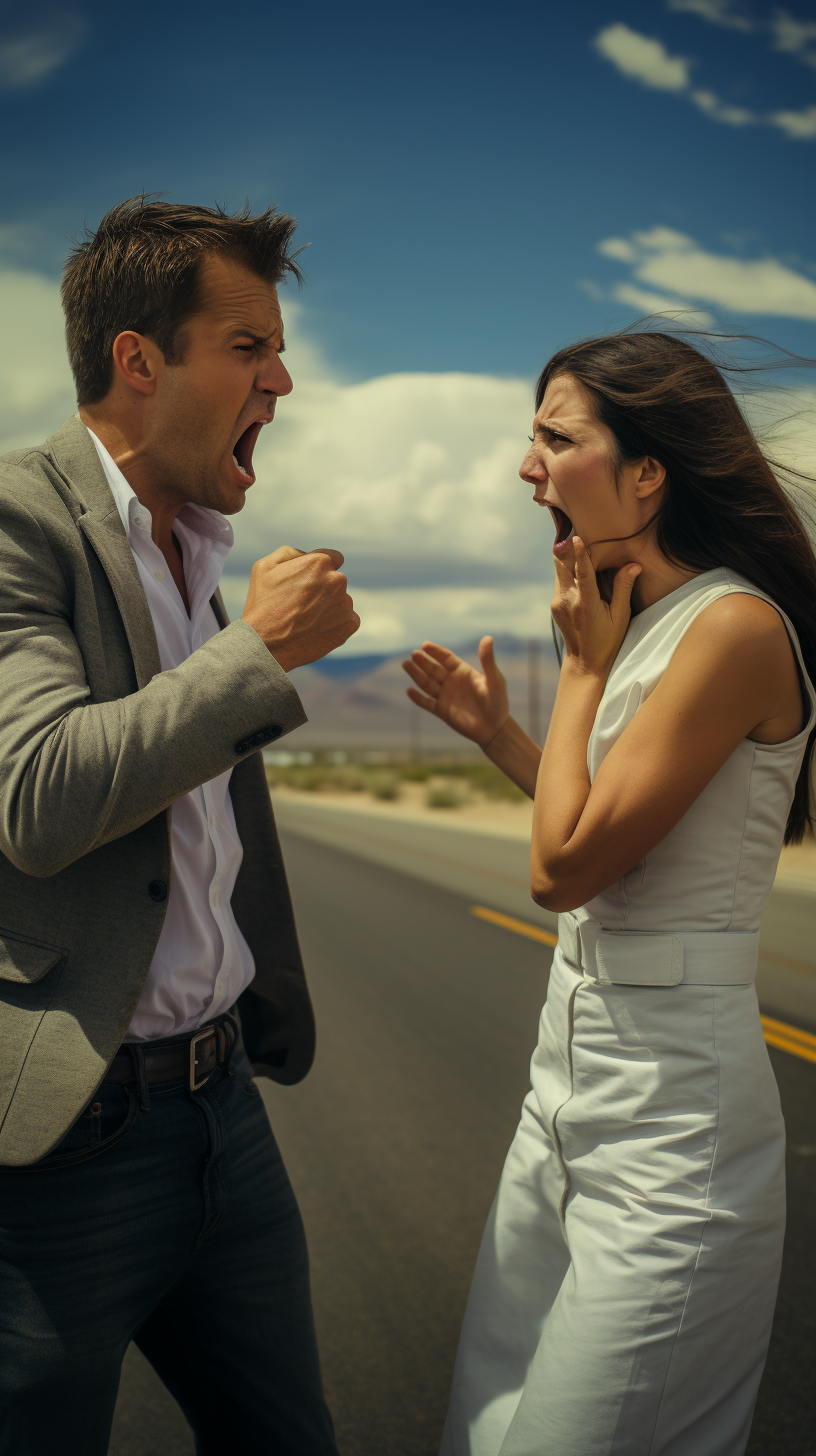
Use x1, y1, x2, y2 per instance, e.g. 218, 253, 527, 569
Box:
559, 913, 759, 987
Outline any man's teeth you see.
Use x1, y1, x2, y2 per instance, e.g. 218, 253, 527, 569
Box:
232, 452, 251, 479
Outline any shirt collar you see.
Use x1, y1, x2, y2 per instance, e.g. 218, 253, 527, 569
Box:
85, 426, 235, 555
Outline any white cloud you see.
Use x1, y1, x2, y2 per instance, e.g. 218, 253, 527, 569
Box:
597, 228, 816, 320
1, 257, 812, 658
597, 237, 638, 263
0, 263, 553, 654
593, 22, 756, 128
611, 282, 715, 326
690, 88, 755, 125
666, 0, 753, 31
204, 345, 559, 649
743, 389, 816, 483
0, 266, 77, 451
769, 104, 816, 139
596, 19, 816, 138
219, 577, 553, 655
230, 331, 546, 586
0, 11, 87, 93
770, 11, 816, 66
632, 226, 695, 251
594, 23, 691, 90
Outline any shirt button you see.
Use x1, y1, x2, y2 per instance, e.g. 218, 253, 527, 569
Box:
210, 887, 220, 906
134, 515, 145, 527
216, 981, 225, 996
154, 567, 166, 580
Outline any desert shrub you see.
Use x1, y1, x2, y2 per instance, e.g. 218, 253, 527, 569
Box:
331, 766, 366, 792
370, 772, 402, 801
426, 783, 466, 809
399, 764, 434, 782
478, 768, 527, 802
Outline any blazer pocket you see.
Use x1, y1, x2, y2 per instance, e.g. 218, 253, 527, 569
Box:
0, 927, 67, 984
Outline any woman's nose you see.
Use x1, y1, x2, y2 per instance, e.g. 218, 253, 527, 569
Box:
519, 449, 546, 485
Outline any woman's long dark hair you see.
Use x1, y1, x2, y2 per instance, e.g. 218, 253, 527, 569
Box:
536, 328, 816, 844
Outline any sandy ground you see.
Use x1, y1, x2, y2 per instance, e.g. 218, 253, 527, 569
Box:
269, 782, 816, 891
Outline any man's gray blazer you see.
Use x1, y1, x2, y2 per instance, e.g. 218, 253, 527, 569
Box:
0, 416, 315, 1167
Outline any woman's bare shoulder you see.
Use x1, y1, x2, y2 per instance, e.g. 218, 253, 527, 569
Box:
678, 590, 792, 666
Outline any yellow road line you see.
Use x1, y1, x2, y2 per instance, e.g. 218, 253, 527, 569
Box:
470, 906, 816, 1066
761, 1016, 816, 1065
470, 905, 558, 947
759, 950, 816, 977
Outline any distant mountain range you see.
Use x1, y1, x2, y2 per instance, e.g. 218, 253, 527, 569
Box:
281, 634, 561, 754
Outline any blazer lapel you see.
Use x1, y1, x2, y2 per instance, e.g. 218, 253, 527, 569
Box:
46, 417, 161, 688
210, 585, 230, 630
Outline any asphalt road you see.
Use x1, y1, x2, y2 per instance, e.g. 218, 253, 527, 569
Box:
109, 821, 816, 1456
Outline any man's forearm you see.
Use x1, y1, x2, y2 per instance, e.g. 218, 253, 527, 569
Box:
0, 620, 305, 877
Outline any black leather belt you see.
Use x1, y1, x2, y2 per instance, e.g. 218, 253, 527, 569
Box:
104, 1019, 236, 1093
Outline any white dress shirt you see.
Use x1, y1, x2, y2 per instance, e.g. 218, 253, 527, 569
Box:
87, 428, 256, 1041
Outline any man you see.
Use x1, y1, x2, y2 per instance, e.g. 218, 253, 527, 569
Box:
0, 197, 357, 1454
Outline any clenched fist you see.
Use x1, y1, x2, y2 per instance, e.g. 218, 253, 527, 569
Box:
242, 546, 360, 672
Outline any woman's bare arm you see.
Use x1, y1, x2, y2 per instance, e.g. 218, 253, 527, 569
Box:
532, 557, 803, 911
402, 637, 542, 797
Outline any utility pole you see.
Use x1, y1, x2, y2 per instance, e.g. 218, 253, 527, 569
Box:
409, 703, 422, 763
527, 637, 542, 745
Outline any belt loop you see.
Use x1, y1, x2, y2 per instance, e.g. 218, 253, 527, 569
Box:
129, 1044, 151, 1112
223, 1014, 239, 1075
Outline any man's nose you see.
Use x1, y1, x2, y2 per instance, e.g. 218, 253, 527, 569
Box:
258, 353, 293, 398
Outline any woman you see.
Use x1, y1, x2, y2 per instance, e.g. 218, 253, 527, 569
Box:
402, 331, 816, 1456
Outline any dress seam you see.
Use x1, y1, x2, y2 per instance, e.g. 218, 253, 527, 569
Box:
726, 744, 757, 931
549, 976, 582, 1241
646, 986, 720, 1455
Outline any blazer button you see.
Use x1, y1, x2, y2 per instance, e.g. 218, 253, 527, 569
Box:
148, 879, 168, 902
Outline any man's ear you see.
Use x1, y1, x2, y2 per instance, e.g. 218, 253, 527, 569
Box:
110, 331, 163, 398
634, 455, 666, 500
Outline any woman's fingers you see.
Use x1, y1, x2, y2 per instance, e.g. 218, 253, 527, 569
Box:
610, 561, 642, 626
402, 656, 442, 697
478, 635, 503, 688
572, 536, 597, 592
410, 647, 451, 685
553, 550, 575, 585
422, 641, 463, 672
406, 686, 438, 714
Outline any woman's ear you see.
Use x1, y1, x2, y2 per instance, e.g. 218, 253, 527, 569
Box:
635, 455, 666, 500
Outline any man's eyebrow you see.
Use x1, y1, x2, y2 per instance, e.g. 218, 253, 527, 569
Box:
224, 326, 285, 350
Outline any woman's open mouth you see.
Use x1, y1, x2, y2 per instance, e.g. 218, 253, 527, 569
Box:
231, 421, 264, 485
549, 505, 574, 556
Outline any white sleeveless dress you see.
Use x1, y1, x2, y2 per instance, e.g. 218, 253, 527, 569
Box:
440, 568, 816, 1456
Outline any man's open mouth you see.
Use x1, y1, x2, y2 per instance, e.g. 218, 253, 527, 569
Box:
231, 421, 265, 484
549, 505, 574, 553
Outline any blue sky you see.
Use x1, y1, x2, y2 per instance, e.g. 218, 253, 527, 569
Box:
2, 0, 815, 651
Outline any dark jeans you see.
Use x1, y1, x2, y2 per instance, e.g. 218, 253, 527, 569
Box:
0, 1032, 339, 1456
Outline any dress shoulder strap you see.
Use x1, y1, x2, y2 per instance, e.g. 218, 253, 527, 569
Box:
705, 571, 816, 736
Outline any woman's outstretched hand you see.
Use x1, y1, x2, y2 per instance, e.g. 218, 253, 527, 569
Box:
402, 637, 510, 746
553, 537, 641, 678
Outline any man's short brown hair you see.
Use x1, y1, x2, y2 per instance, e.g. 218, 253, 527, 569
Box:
61, 195, 303, 406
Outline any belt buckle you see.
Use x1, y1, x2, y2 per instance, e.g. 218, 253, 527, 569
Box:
190, 1026, 214, 1092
